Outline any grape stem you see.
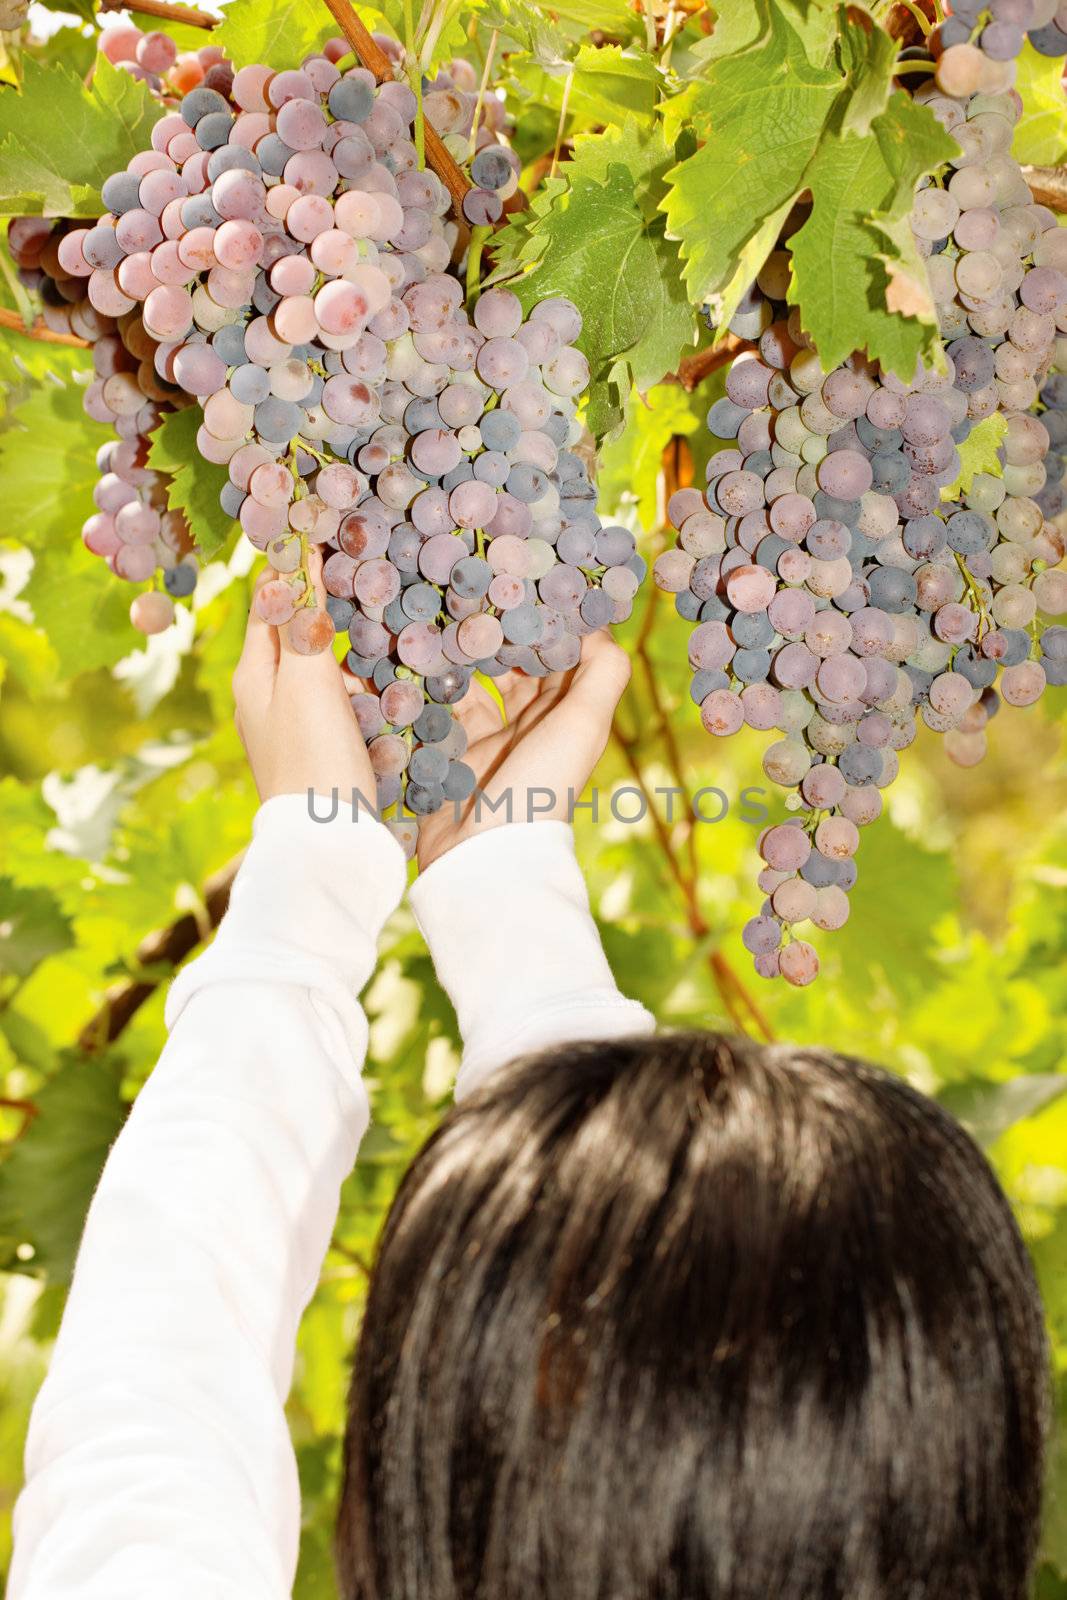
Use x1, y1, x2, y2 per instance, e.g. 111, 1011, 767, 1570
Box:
401, 0, 426, 168
317, 0, 472, 213
549, 68, 575, 181
468, 28, 499, 162
955, 553, 990, 637
893, 0, 933, 37
465, 224, 491, 308
0, 305, 87, 347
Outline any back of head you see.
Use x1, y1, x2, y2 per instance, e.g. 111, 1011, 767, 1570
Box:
337, 1032, 1049, 1600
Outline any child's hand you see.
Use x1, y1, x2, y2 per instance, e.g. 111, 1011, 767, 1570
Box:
233, 550, 376, 805
414, 631, 631, 870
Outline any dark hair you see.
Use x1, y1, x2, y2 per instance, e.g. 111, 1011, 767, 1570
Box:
337, 1032, 1049, 1600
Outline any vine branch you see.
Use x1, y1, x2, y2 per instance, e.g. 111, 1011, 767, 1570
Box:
1021, 164, 1067, 213
0, 307, 88, 348
100, 0, 216, 24
671, 335, 756, 392
318, 0, 472, 211
77, 854, 243, 1053
0, 1096, 39, 1143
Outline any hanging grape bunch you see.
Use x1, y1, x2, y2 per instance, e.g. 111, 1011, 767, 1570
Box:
23, 26, 644, 850
656, 0, 1067, 987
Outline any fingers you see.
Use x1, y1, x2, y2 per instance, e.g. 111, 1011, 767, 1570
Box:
278, 547, 343, 676
233, 569, 280, 703
569, 632, 632, 714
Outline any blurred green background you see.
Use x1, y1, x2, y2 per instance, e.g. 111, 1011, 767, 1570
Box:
0, 340, 1065, 1597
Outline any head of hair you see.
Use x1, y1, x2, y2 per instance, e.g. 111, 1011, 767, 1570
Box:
337, 1031, 1048, 1600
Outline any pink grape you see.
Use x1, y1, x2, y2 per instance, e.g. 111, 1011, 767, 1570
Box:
419, 533, 464, 583
457, 612, 504, 658
778, 940, 819, 987
285, 607, 336, 655
700, 689, 744, 737
380, 680, 425, 726
114, 543, 157, 582
214, 220, 263, 271
726, 564, 776, 613
397, 621, 445, 671
772, 878, 817, 924
255, 579, 299, 625
814, 816, 859, 859
760, 824, 811, 872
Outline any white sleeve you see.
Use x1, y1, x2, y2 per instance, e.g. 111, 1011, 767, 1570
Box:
407, 821, 655, 1101
9, 793, 407, 1600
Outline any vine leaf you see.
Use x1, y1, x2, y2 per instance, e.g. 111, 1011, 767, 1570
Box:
787, 95, 959, 376
0, 879, 74, 982
212, 0, 336, 71
1012, 40, 1067, 166
147, 408, 236, 564
661, 1, 957, 372
494, 124, 694, 436
0, 1054, 126, 1283
0, 369, 135, 675
660, 1, 844, 330
940, 412, 1008, 501
0, 56, 163, 217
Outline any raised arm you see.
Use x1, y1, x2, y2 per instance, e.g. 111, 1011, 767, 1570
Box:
10, 577, 404, 1599
409, 634, 655, 1099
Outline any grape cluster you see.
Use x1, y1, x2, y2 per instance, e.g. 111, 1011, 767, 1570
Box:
660, 14, 1067, 985
7, 215, 198, 631
938, 0, 1067, 58
31, 37, 641, 845
99, 19, 233, 100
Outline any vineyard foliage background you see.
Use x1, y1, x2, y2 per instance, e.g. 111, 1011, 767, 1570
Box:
0, 0, 1066, 1592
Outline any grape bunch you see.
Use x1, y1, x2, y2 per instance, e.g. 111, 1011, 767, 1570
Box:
658, 8, 1067, 985
33, 37, 641, 844
100, 19, 237, 101
7, 215, 198, 631
939, 0, 1067, 57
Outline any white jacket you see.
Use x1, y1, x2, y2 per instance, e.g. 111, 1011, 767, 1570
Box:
9, 797, 653, 1599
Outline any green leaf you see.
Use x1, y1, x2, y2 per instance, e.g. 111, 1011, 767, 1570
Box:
597, 381, 702, 529
0, 56, 163, 217
661, 1, 844, 312
787, 95, 958, 376
836, 818, 957, 1003
0, 879, 74, 981
563, 44, 660, 126
0, 369, 137, 675
480, 0, 575, 69
147, 406, 236, 562
500, 137, 695, 436
0, 1054, 126, 1283
938, 1074, 1067, 1148
536, 0, 638, 32
1012, 42, 1067, 167
213, 0, 334, 71
663, 8, 956, 371
940, 411, 1008, 501
564, 120, 676, 222
23, 24, 97, 79
835, 7, 899, 136
32, 0, 95, 22
473, 668, 507, 724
